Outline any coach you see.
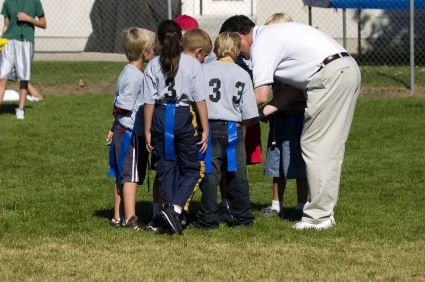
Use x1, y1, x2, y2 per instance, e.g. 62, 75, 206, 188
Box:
221, 16, 361, 230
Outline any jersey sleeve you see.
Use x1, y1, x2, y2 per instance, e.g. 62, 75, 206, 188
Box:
1, 2, 9, 17
115, 75, 141, 110
240, 76, 259, 121
251, 30, 285, 88
190, 62, 206, 102
35, 0, 45, 18
142, 62, 157, 104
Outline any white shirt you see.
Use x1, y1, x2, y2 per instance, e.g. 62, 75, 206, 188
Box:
251, 23, 347, 89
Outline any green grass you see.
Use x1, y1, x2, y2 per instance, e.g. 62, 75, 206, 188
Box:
13, 61, 425, 92
0, 95, 424, 280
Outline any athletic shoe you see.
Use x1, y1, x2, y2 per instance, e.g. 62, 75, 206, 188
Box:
283, 209, 303, 222
161, 205, 183, 235
260, 206, 280, 218
122, 216, 145, 230
218, 204, 234, 223
293, 216, 336, 230
146, 216, 166, 233
15, 108, 24, 120
110, 217, 124, 228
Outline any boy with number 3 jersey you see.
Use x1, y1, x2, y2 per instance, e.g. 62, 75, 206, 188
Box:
196, 32, 258, 229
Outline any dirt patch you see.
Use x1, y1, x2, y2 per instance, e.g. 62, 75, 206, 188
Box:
11, 84, 425, 97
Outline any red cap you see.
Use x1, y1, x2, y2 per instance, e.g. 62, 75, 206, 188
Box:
175, 14, 199, 30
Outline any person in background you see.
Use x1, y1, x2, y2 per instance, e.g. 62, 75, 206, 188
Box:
0, 0, 46, 119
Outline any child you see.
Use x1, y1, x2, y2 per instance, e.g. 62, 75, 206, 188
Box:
196, 32, 258, 229
0, 0, 46, 119
260, 13, 308, 221
143, 20, 209, 235
108, 27, 155, 228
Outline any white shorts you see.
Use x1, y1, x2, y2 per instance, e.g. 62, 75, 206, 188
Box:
0, 39, 34, 81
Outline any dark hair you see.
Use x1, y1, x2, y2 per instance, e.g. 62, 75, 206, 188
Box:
219, 15, 255, 35
157, 20, 183, 78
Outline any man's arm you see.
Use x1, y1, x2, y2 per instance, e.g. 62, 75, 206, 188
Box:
254, 84, 272, 104
17, 13, 46, 29
258, 84, 303, 117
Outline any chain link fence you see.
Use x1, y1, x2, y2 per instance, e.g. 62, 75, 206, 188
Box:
1, 0, 423, 93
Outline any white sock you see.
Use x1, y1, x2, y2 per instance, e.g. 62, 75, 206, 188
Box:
271, 200, 281, 212
296, 203, 305, 211
152, 203, 160, 217
173, 205, 182, 214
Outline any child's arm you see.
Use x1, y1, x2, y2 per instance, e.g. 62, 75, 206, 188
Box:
144, 104, 155, 153
195, 100, 209, 154
17, 13, 46, 29
2, 17, 9, 34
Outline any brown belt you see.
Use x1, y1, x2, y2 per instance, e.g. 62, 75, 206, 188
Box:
317, 52, 350, 72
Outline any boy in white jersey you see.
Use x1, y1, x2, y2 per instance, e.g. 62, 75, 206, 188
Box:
196, 32, 258, 229
108, 27, 155, 229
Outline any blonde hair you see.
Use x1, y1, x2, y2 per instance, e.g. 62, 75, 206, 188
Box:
122, 27, 155, 61
265, 12, 294, 25
183, 28, 212, 54
214, 32, 240, 60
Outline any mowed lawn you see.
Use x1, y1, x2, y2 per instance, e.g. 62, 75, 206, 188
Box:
0, 94, 424, 281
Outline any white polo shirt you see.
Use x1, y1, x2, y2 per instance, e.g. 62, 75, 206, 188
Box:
251, 23, 347, 89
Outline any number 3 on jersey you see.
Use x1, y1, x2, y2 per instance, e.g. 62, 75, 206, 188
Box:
165, 78, 177, 100
208, 79, 245, 104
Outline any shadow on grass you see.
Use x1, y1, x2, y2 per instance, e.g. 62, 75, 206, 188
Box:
94, 200, 301, 224
0, 103, 34, 115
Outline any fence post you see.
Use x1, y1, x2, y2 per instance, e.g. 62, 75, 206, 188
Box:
410, 0, 414, 96
167, 0, 172, 20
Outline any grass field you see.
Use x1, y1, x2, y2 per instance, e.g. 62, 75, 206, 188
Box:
5, 62, 424, 96
0, 93, 424, 281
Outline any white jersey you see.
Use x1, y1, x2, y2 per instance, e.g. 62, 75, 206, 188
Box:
143, 53, 205, 106
202, 61, 258, 122
113, 64, 144, 130
251, 23, 347, 89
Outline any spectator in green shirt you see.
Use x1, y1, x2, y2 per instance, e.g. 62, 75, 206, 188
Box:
0, 0, 46, 119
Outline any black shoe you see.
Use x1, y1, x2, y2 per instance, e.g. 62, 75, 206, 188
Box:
161, 206, 184, 235
284, 209, 303, 222
218, 204, 234, 224
122, 216, 145, 230
146, 216, 166, 233
191, 221, 218, 230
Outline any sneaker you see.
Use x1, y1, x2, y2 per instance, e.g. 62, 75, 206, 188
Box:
122, 215, 145, 230
284, 209, 303, 222
260, 206, 280, 218
110, 217, 124, 228
218, 204, 234, 224
293, 216, 336, 230
161, 205, 183, 235
15, 108, 24, 120
146, 216, 166, 233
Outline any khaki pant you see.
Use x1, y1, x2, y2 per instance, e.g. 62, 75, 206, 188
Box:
301, 56, 361, 224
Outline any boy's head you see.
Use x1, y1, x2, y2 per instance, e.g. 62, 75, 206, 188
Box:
182, 28, 212, 63
265, 12, 293, 25
175, 14, 199, 32
122, 27, 155, 62
214, 32, 241, 61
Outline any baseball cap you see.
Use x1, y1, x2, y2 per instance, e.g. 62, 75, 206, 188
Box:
175, 14, 199, 30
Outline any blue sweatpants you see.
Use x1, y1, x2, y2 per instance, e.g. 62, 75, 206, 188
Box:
151, 105, 202, 208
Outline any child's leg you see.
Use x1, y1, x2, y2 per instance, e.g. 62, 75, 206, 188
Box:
226, 128, 254, 226
271, 176, 286, 212
113, 184, 124, 220
296, 178, 308, 209
152, 174, 161, 217
123, 182, 137, 220
0, 78, 7, 108
18, 80, 28, 110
